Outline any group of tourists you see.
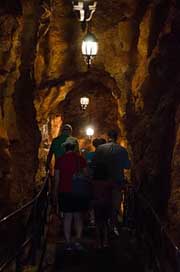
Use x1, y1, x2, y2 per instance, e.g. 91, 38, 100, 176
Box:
46, 124, 130, 251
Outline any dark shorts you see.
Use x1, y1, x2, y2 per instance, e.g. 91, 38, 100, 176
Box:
58, 192, 90, 213
92, 180, 113, 223
94, 203, 112, 223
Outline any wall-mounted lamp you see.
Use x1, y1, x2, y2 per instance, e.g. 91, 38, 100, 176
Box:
86, 127, 94, 139
80, 96, 89, 110
81, 32, 98, 68
72, 1, 97, 22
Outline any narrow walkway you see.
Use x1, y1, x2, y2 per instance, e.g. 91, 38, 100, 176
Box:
42, 213, 146, 272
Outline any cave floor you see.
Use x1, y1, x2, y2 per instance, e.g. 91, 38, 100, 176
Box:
42, 214, 146, 272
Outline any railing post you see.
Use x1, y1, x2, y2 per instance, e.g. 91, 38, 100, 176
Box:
30, 199, 38, 266
29, 176, 49, 267
16, 255, 22, 272
176, 249, 180, 272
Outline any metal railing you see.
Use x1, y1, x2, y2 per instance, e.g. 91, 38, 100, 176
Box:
1, 174, 180, 272
0, 173, 50, 272
130, 190, 180, 272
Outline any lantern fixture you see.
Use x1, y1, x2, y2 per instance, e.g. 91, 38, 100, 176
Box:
81, 32, 98, 68
80, 96, 89, 110
86, 127, 94, 138
72, 1, 97, 23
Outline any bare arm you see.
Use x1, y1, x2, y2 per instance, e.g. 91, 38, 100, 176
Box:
75, 139, 80, 153
82, 167, 89, 177
123, 149, 131, 169
54, 169, 60, 195
46, 148, 53, 171
54, 169, 60, 213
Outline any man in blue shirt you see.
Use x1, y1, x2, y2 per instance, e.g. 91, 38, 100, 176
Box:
94, 130, 130, 184
94, 129, 131, 234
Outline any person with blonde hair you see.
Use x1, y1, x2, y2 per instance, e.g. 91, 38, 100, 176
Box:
55, 137, 89, 251
46, 124, 79, 172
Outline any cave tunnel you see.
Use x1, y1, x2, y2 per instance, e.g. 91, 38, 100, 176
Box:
0, 0, 180, 271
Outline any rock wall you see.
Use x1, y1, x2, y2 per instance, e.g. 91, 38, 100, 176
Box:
126, 1, 180, 242
0, 1, 41, 213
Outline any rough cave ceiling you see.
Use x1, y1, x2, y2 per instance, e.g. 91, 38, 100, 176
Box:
59, 80, 119, 138
0, 0, 180, 245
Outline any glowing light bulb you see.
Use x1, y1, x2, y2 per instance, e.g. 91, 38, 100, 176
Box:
86, 127, 94, 138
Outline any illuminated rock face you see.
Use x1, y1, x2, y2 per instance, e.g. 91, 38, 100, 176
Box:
0, 1, 43, 213
0, 0, 180, 243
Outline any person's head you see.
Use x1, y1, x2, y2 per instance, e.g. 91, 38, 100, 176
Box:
62, 136, 76, 152
64, 142, 75, 152
61, 124, 72, 136
107, 129, 118, 142
92, 138, 106, 149
99, 138, 106, 145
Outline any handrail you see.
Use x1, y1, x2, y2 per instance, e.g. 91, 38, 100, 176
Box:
133, 190, 180, 272
0, 199, 34, 224
0, 174, 49, 224
0, 172, 50, 272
